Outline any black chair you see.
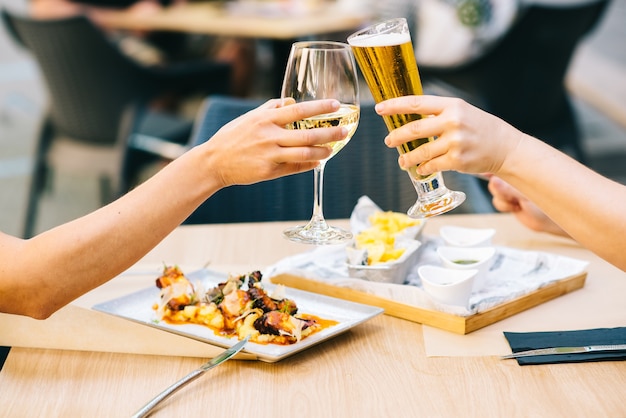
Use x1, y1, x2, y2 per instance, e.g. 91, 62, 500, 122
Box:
420, 0, 610, 164
1, 9, 232, 238
184, 96, 418, 224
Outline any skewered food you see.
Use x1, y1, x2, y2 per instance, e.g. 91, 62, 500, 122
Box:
153, 266, 337, 345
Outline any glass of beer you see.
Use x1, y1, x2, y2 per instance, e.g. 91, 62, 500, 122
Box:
348, 18, 465, 218
281, 41, 360, 245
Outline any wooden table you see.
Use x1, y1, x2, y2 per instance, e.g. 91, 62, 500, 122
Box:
1, 213, 625, 417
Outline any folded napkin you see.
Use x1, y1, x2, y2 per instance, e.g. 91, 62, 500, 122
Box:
0, 346, 9, 371
504, 327, 626, 365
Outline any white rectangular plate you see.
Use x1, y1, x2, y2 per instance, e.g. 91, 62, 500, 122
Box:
92, 269, 383, 362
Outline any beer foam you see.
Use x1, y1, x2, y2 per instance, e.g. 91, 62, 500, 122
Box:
348, 32, 410, 47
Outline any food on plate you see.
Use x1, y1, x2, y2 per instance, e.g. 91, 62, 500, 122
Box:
153, 266, 337, 345
355, 211, 422, 265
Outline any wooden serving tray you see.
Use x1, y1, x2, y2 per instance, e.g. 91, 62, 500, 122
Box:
270, 272, 587, 334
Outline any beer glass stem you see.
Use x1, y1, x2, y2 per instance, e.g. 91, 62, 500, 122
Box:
407, 172, 463, 218
411, 172, 443, 194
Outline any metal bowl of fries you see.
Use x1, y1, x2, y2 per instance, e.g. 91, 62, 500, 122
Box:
346, 204, 424, 285
346, 239, 422, 284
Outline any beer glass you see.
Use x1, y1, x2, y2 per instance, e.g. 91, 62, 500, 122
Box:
348, 18, 465, 218
281, 41, 360, 245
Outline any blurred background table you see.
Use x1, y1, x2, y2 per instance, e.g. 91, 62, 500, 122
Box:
1, 213, 625, 417
97, 1, 372, 93
98, 1, 369, 40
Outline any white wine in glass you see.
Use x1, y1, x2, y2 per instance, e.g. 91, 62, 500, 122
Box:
348, 18, 465, 218
281, 41, 360, 245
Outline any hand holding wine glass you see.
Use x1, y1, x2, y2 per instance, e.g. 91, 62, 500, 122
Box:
281, 41, 360, 245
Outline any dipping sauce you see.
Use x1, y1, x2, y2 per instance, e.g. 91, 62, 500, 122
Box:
452, 259, 478, 265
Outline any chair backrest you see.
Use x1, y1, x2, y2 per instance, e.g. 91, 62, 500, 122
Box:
1, 9, 162, 144
184, 96, 417, 224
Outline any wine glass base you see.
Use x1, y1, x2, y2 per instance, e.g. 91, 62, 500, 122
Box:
283, 224, 352, 245
407, 190, 466, 219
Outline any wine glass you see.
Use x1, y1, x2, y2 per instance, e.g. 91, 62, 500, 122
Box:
281, 41, 360, 245
348, 18, 466, 218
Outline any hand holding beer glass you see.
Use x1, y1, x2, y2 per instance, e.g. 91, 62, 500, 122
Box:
348, 18, 465, 218
281, 41, 360, 245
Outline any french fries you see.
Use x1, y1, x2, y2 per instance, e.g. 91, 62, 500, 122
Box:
355, 211, 422, 265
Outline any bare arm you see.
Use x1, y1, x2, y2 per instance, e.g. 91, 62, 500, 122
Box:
376, 95, 626, 271
0, 99, 346, 318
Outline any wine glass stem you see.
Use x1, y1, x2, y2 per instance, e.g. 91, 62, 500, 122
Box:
309, 161, 329, 230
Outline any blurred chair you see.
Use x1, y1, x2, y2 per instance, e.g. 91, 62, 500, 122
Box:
420, 0, 610, 164
183, 96, 418, 224
1, 9, 231, 238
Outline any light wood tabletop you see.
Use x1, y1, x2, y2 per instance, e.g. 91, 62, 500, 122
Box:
1, 213, 625, 417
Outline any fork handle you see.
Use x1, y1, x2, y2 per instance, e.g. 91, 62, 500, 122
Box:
131, 368, 205, 418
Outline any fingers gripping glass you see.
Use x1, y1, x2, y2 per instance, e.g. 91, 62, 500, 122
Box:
348, 18, 465, 218
281, 41, 360, 245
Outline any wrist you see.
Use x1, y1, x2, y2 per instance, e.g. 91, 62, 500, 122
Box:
183, 144, 225, 199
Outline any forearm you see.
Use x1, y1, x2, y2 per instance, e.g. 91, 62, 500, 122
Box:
375, 96, 626, 270
0, 98, 346, 318
2, 147, 219, 318
497, 135, 626, 270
